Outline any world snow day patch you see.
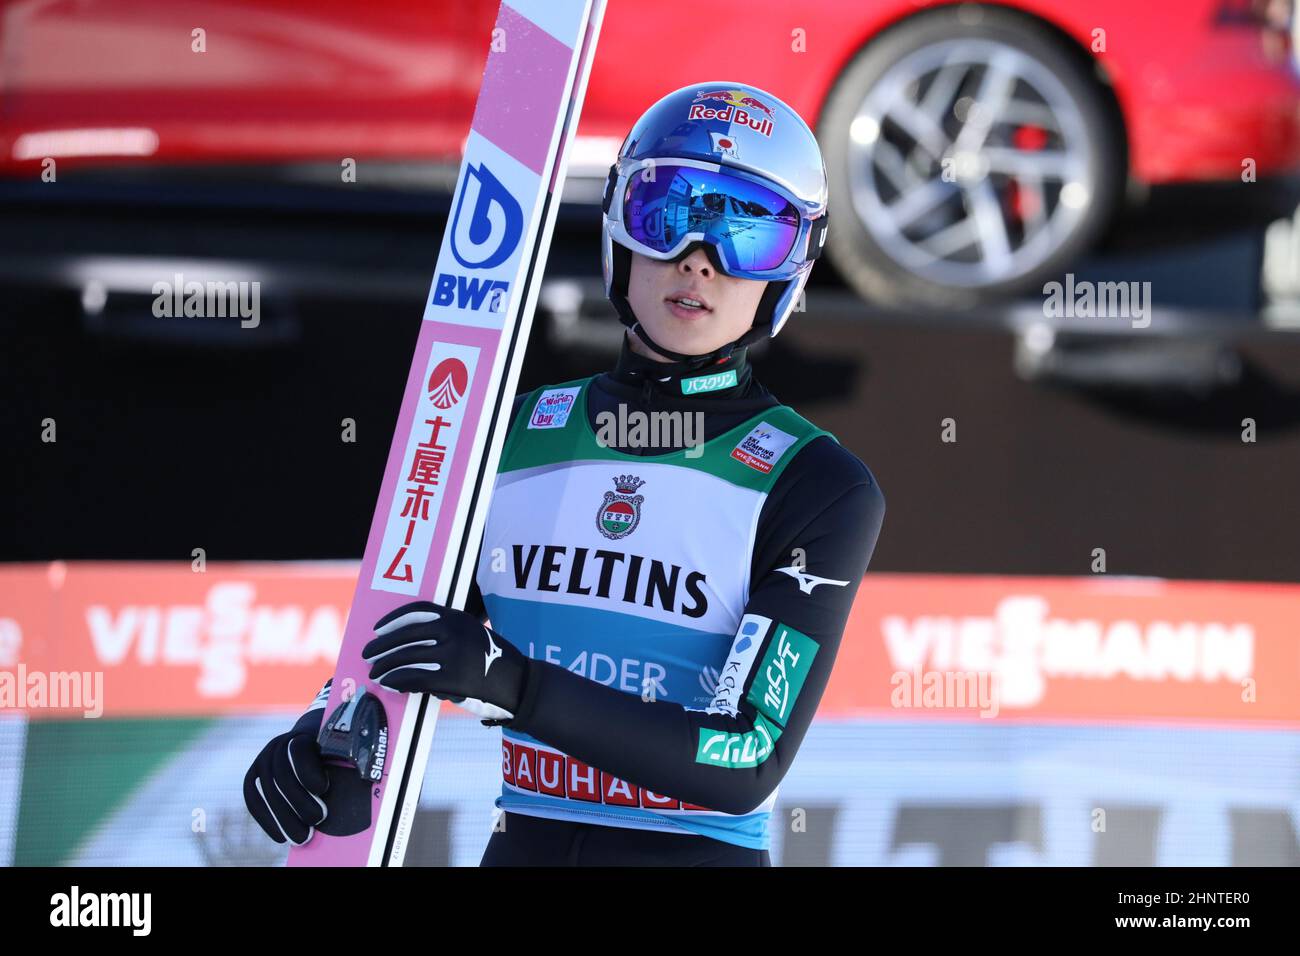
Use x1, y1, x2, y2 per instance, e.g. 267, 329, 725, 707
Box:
528, 387, 582, 429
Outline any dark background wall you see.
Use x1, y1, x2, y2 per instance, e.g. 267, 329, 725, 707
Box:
5, 243, 1298, 582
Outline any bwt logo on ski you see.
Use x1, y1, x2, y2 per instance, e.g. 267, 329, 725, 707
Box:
433, 162, 523, 313
428, 357, 469, 409
450, 163, 522, 269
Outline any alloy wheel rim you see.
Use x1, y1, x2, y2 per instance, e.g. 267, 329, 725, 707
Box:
846, 37, 1095, 288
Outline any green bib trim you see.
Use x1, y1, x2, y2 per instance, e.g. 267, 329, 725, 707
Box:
501, 376, 836, 492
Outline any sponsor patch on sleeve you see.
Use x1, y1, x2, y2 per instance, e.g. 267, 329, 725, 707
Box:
705, 613, 771, 716
528, 387, 582, 429
695, 713, 783, 769
730, 422, 797, 474
746, 623, 819, 728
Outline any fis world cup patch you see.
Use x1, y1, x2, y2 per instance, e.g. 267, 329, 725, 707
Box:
528, 387, 582, 429
731, 422, 797, 474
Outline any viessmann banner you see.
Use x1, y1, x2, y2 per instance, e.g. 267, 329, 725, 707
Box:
1, 563, 1296, 725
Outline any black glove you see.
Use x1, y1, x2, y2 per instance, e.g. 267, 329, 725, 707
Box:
362, 601, 528, 724
242, 688, 330, 845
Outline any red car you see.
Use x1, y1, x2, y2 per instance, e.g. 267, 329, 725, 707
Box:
4, 0, 1298, 307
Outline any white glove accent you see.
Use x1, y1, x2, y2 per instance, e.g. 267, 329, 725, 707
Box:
373, 609, 440, 637
287, 736, 328, 823
306, 680, 332, 713
453, 697, 514, 722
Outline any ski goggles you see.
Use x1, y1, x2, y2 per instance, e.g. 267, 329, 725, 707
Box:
604, 158, 827, 281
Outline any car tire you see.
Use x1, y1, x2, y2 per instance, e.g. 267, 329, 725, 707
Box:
818, 5, 1126, 311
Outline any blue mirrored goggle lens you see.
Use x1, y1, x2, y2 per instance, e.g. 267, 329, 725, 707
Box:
622, 165, 801, 272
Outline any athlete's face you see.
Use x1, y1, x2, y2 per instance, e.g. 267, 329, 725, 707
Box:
625, 249, 767, 361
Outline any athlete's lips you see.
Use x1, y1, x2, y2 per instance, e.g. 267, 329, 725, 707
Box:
665, 290, 712, 312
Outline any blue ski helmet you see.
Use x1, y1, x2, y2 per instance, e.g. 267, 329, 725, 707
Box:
601, 81, 829, 362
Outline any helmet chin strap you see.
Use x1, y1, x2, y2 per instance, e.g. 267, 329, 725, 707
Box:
627, 321, 742, 371
609, 242, 781, 372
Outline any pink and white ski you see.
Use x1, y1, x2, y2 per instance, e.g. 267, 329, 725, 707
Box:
288, 0, 607, 867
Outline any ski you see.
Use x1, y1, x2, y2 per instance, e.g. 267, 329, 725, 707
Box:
288, 0, 607, 867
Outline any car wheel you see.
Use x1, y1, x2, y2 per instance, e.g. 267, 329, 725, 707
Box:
818, 5, 1125, 310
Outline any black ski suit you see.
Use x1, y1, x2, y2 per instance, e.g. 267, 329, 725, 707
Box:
466, 332, 885, 865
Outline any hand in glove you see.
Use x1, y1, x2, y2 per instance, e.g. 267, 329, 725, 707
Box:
363, 601, 528, 724
242, 687, 330, 845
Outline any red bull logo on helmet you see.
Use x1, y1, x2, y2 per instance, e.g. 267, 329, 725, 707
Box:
693, 89, 773, 113
691, 88, 777, 137
694, 88, 743, 104
688, 104, 775, 137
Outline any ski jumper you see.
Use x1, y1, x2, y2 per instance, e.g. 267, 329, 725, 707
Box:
469, 339, 885, 851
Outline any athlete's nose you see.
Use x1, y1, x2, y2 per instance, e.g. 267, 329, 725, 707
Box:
677, 247, 715, 279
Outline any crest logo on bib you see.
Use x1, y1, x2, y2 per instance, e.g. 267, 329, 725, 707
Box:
596, 474, 645, 539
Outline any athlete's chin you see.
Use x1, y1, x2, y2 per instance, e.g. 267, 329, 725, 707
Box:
651, 308, 722, 350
